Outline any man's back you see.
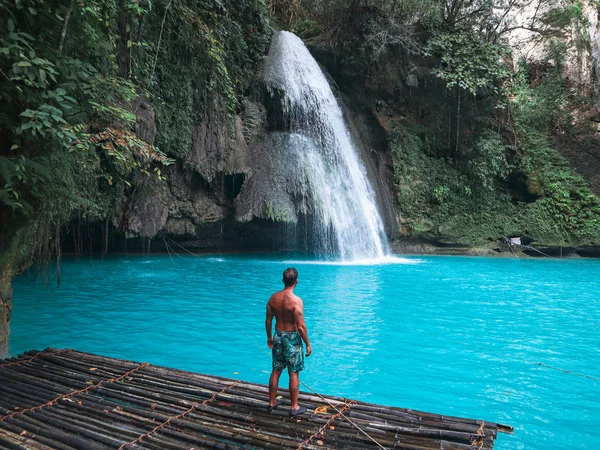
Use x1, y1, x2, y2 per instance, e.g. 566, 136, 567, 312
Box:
268, 290, 301, 332
266, 268, 311, 415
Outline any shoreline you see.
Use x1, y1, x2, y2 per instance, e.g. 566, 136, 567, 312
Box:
55, 244, 600, 259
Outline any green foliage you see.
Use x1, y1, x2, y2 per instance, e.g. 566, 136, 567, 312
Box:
389, 55, 600, 247
292, 20, 323, 39
426, 31, 510, 96
541, 1, 588, 29
268, 0, 600, 248
510, 62, 600, 242
511, 61, 570, 133
2, 0, 271, 265
138, 0, 269, 159
391, 122, 525, 244
432, 185, 450, 204
465, 131, 512, 191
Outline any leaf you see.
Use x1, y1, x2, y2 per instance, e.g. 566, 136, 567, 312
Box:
89, 368, 97, 371
10, 145, 18, 150
314, 405, 328, 414
7, 19, 14, 33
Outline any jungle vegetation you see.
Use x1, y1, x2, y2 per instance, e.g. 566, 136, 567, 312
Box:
269, 0, 600, 247
1, 0, 599, 272
0, 0, 269, 272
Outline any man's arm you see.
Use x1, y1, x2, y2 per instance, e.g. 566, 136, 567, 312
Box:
293, 299, 312, 357
266, 299, 274, 349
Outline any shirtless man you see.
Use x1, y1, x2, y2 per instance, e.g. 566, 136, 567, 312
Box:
266, 268, 312, 416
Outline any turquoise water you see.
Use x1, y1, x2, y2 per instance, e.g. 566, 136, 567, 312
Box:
9, 254, 600, 449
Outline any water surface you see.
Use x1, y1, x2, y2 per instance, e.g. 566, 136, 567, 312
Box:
10, 254, 600, 449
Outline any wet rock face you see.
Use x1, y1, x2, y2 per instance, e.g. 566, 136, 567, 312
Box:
134, 99, 157, 145
118, 97, 246, 243
234, 133, 314, 224
116, 34, 398, 252
116, 163, 228, 239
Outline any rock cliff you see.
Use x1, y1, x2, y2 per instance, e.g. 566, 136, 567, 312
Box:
101, 35, 397, 254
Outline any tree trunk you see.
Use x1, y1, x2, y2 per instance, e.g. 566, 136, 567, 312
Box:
57, 0, 74, 52
0, 266, 12, 359
455, 87, 461, 160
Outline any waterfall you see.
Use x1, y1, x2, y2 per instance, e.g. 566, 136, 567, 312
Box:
264, 31, 390, 261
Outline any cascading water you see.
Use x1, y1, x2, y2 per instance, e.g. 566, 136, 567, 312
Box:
264, 31, 390, 261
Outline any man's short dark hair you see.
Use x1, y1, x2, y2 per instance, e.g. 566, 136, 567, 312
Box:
283, 268, 298, 286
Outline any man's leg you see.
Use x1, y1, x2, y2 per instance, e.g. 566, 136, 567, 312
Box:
289, 370, 300, 410
269, 370, 282, 407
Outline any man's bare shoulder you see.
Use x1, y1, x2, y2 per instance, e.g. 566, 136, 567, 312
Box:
289, 293, 303, 305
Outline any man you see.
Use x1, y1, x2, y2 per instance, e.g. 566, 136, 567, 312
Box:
265, 267, 312, 416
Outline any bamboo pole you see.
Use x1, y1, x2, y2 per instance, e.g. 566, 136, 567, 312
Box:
0, 349, 510, 450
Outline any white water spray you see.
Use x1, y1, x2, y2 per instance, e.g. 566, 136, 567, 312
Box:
264, 31, 390, 261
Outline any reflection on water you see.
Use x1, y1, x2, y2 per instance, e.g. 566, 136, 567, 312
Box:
9, 254, 600, 450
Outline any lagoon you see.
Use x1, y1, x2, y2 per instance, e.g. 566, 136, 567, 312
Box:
9, 254, 600, 449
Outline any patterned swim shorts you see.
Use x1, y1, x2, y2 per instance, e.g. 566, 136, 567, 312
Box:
272, 330, 304, 373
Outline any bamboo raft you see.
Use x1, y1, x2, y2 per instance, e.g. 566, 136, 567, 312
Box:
0, 349, 513, 449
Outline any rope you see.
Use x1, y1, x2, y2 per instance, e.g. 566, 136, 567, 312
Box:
0, 362, 149, 421
472, 420, 485, 450
476, 420, 485, 435
241, 329, 387, 449
133, 0, 173, 115
296, 380, 386, 450
118, 380, 241, 449
0, 349, 71, 368
143, 240, 385, 449
296, 399, 356, 450
501, 236, 553, 258
165, 236, 202, 257
526, 360, 600, 381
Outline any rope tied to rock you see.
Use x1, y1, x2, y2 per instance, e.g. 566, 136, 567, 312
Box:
0, 361, 149, 421
118, 380, 241, 449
